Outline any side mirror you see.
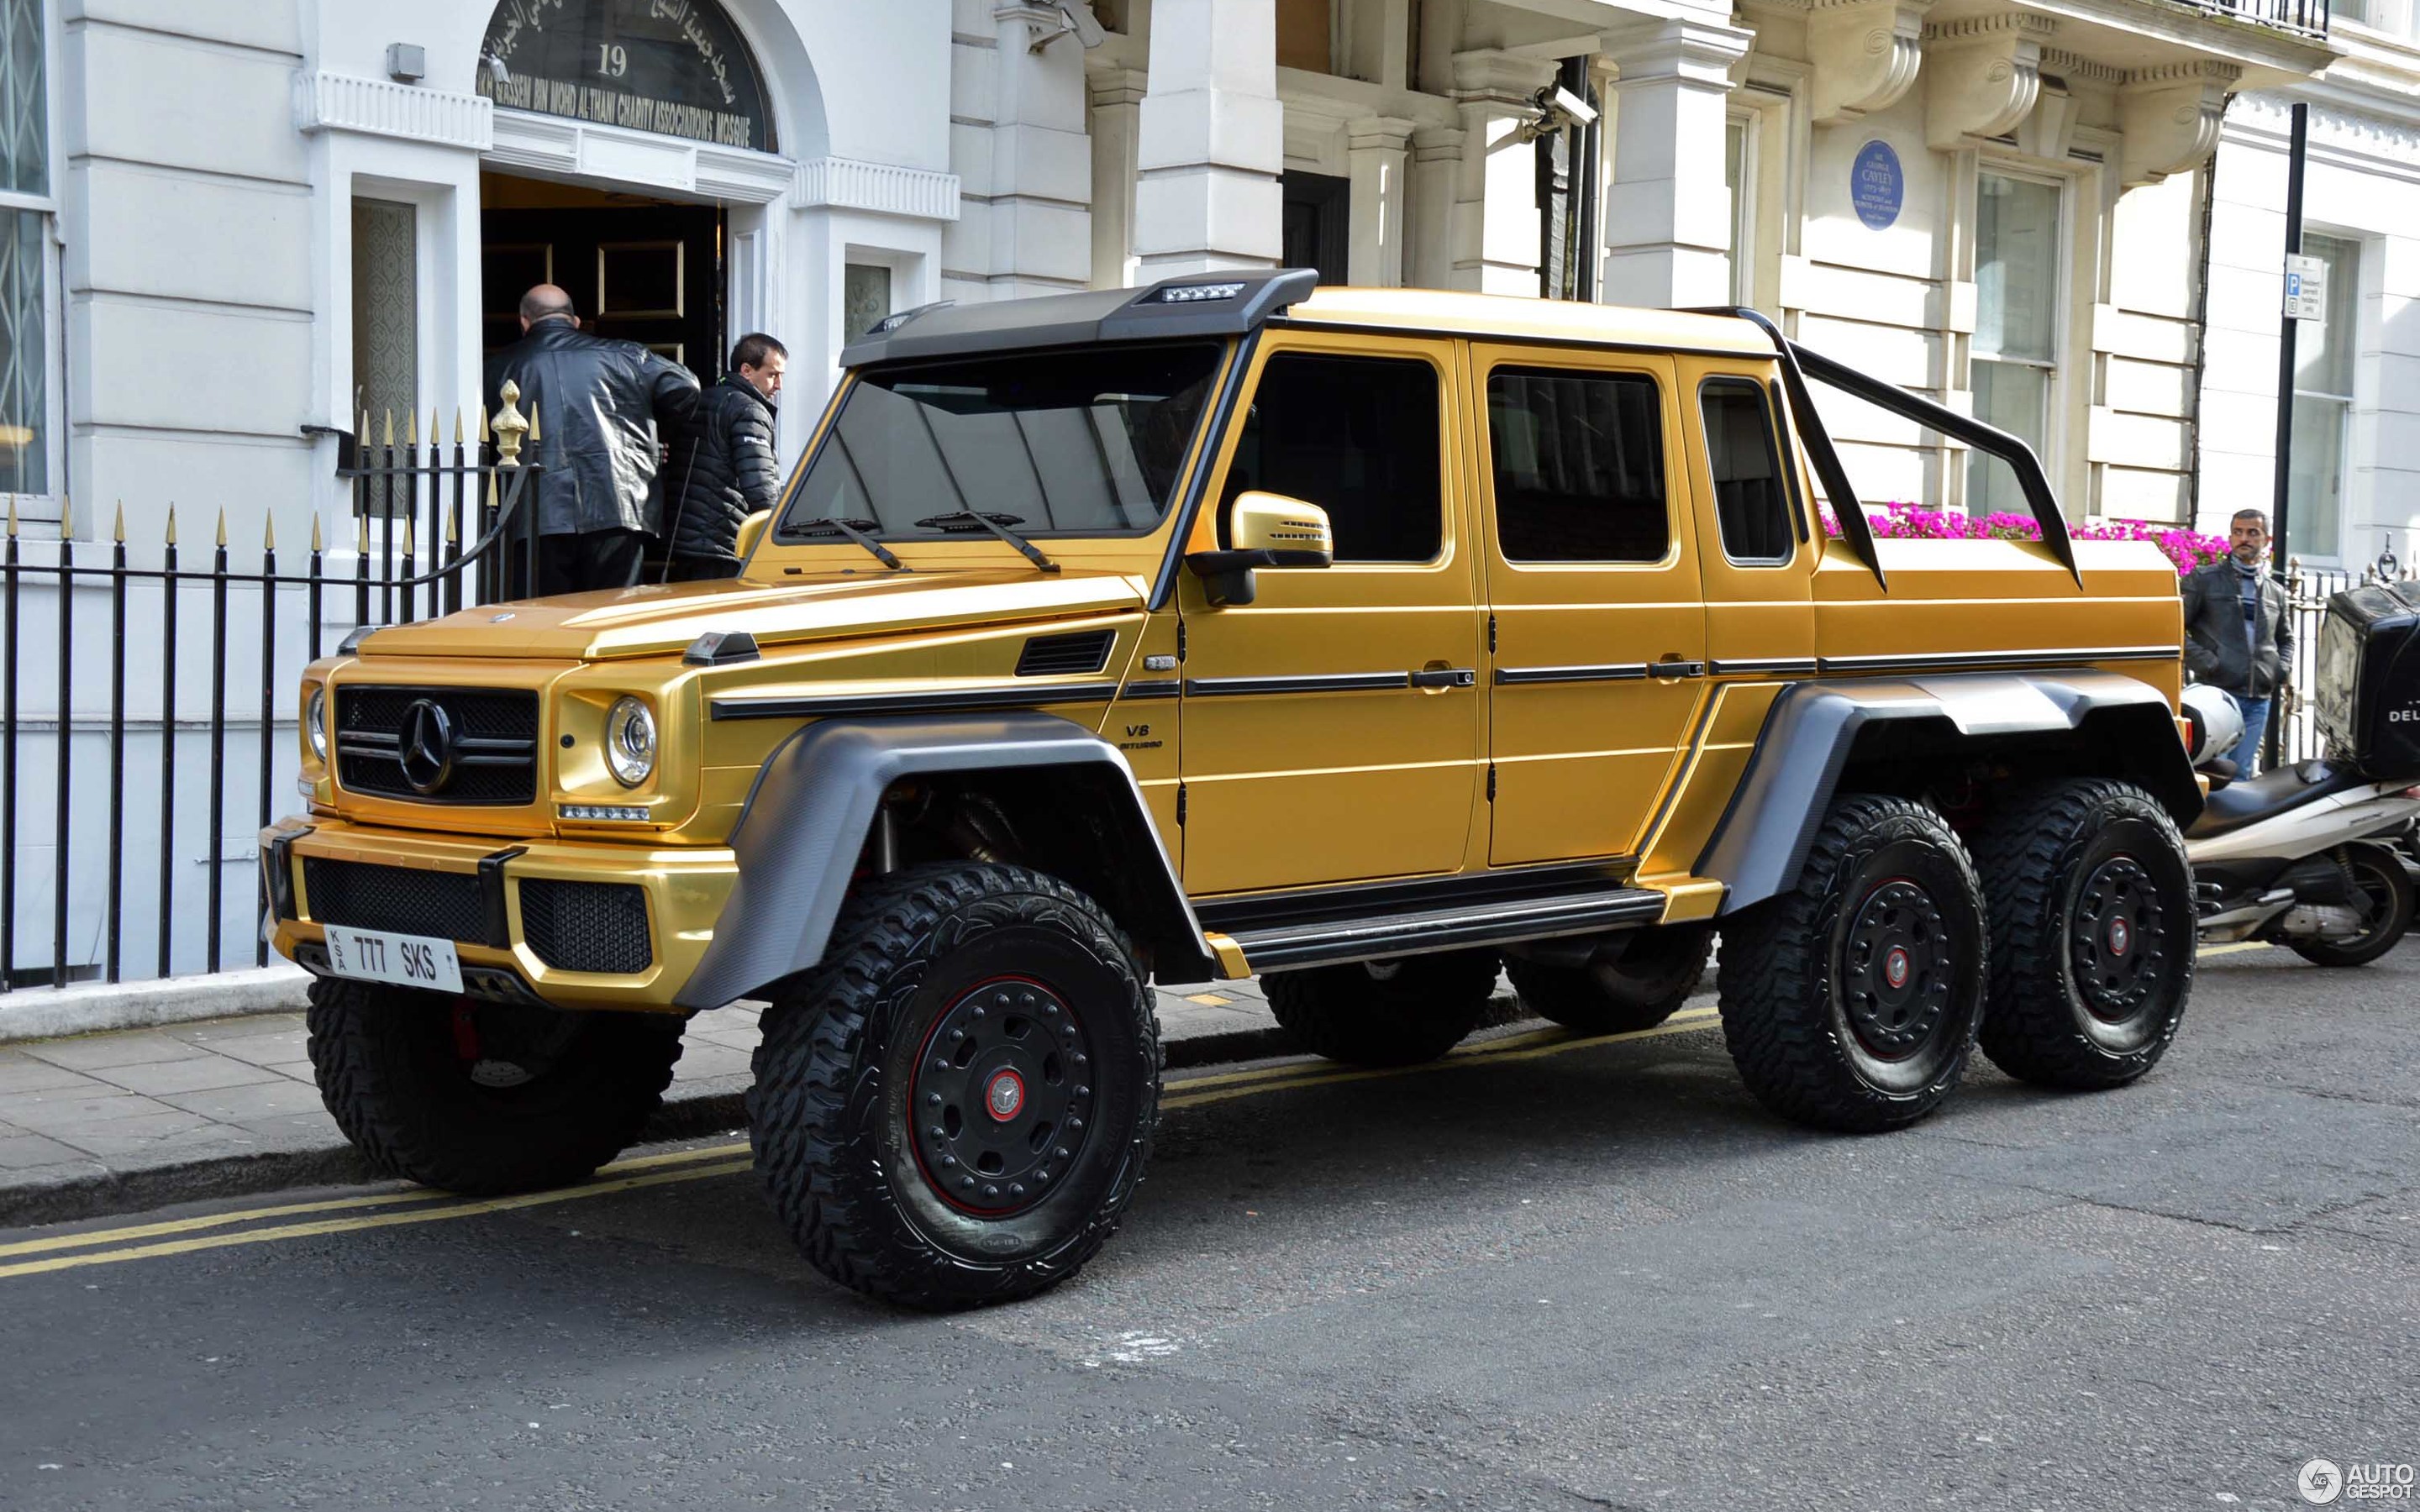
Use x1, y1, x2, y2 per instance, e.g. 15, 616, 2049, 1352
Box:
1185, 491, 1334, 607
733, 508, 773, 561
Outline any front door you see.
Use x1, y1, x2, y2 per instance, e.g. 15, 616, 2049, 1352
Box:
1475, 347, 1707, 866
1177, 337, 1486, 895
481, 202, 724, 379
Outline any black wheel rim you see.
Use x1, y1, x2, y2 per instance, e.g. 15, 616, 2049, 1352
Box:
2070, 855, 2167, 1022
1841, 878, 1954, 1061
908, 974, 1095, 1218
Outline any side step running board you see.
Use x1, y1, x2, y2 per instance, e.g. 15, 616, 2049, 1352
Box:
1224, 887, 1665, 973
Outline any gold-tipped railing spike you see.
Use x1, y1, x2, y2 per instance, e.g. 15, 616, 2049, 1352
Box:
264, 511, 277, 551
6, 495, 17, 538
479, 405, 492, 444
214, 509, 228, 549
382, 410, 395, 449
113, 501, 125, 543
445, 499, 460, 543
358, 408, 371, 444
402, 513, 415, 556
356, 511, 369, 553
404, 408, 418, 448
311, 512, 324, 552
494, 380, 529, 467
528, 402, 541, 445
454, 407, 466, 446
165, 504, 178, 547
429, 407, 441, 451
58, 492, 69, 538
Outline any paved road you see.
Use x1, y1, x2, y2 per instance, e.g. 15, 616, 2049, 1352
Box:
2, 945, 2412, 1510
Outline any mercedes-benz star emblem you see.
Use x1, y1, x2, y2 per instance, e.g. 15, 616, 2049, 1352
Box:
397, 698, 457, 795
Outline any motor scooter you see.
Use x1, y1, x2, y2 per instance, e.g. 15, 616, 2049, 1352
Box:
2180, 585, 2420, 966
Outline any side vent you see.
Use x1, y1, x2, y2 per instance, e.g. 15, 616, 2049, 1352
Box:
1016, 629, 1116, 677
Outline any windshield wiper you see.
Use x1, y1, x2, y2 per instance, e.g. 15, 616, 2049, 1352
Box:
791, 516, 909, 571
912, 511, 1060, 574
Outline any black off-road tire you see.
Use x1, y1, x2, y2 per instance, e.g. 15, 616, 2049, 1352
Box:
305, 978, 683, 1194
1264, 948, 1499, 1066
1507, 927, 1712, 1035
2285, 843, 2415, 969
1970, 778, 2196, 1088
748, 863, 1160, 1310
1718, 794, 1989, 1132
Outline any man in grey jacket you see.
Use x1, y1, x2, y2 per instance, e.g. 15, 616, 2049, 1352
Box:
2181, 508, 2294, 775
485, 284, 702, 595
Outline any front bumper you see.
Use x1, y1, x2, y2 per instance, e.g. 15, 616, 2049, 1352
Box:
261, 816, 737, 1013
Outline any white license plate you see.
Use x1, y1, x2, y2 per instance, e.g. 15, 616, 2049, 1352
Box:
323, 926, 463, 994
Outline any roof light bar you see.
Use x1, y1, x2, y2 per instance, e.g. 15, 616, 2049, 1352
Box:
1153, 281, 1247, 304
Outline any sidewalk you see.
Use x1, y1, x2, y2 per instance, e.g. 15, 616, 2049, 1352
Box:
0, 977, 1512, 1228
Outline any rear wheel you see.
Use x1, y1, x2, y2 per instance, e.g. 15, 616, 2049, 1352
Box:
1718, 795, 1987, 1131
305, 979, 683, 1194
749, 863, 1160, 1310
1264, 948, 1499, 1066
1506, 927, 1711, 1035
2286, 842, 2416, 968
1970, 778, 2195, 1088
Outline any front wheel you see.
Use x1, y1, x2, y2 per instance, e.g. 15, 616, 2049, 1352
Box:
749, 864, 1160, 1310
1718, 795, 1988, 1131
305, 979, 684, 1194
2286, 843, 2416, 969
1970, 778, 2196, 1089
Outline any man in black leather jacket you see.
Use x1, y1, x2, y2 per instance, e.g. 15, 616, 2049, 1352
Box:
663, 333, 786, 580
485, 285, 702, 595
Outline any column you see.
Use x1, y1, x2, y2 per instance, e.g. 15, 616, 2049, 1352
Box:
1134, 0, 1283, 276
1449, 50, 1560, 294
1347, 116, 1416, 287
1597, 17, 1754, 310
978, 3, 1097, 298
1407, 124, 1464, 291
1087, 67, 1149, 289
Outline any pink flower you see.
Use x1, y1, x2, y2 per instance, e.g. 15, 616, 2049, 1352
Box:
1822, 505, 2224, 575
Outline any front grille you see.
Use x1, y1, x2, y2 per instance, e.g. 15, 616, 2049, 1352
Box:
334, 686, 539, 805
304, 858, 485, 942
519, 879, 653, 974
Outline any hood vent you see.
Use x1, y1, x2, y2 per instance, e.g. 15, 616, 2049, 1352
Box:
1017, 629, 1116, 677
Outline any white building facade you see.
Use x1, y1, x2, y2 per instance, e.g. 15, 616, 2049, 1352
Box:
0, 0, 2372, 990
2196, 16, 2420, 573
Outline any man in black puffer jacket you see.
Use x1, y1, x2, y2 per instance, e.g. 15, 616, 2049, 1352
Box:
665, 333, 786, 580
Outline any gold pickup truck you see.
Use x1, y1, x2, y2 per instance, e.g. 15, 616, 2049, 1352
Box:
266, 270, 2198, 1308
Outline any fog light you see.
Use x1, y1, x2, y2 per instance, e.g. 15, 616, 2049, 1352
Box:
560, 804, 650, 822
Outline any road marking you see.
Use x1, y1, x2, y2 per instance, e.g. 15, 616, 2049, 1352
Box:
2199, 941, 2272, 958
0, 1009, 1728, 1280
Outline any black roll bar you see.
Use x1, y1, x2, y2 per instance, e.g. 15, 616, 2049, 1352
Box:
1694, 307, 2084, 592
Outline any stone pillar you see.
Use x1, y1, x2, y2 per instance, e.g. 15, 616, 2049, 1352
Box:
1597, 18, 1754, 310
1088, 66, 1149, 288
1347, 116, 1416, 286
979, 3, 1097, 297
1134, 0, 1283, 276
1449, 50, 1560, 295
1407, 124, 1464, 290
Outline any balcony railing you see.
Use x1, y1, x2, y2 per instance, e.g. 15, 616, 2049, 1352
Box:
2172, 0, 2332, 39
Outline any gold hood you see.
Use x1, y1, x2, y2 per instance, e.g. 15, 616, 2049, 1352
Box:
351, 568, 1150, 663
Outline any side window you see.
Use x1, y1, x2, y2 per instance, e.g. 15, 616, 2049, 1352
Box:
1221, 353, 1442, 563
1701, 377, 1794, 565
1486, 367, 1667, 563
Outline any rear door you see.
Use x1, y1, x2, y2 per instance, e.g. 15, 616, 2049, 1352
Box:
1474, 348, 1707, 867
1681, 360, 1818, 680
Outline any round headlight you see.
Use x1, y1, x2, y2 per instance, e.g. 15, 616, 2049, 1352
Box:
605, 696, 656, 787
306, 685, 329, 761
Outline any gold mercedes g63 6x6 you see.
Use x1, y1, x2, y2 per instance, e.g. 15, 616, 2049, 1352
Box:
267, 270, 2200, 1308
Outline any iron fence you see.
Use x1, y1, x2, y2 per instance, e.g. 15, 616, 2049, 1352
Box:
2274, 555, 2417, 767
0, 389, 545, 992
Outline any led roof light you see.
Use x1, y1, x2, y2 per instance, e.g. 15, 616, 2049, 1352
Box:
1154, 281, 1247, 303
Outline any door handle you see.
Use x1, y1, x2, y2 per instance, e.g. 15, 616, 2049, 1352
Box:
1648, 659, 1706, 680
1411, 666, 1476, 690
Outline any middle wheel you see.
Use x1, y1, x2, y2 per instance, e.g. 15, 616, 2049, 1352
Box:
1264, 948, 1500, 1066
1718, 793, 1989, 1131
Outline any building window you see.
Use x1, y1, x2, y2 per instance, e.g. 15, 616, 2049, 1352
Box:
2290, 232, 2360, 562
1, 0, 49, 499
843, 263, 892, 344
1281, 171, 1349, 286
1726, 116, 1753, 308
1970, 171, 2061, 516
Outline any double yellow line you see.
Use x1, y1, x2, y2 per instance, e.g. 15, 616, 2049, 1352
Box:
0, 1007, 1724, 1282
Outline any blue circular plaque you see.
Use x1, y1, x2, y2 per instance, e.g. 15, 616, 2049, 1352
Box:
1851, 140, 1903, 231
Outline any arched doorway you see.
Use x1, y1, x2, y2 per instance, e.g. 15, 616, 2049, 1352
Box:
470, 0, 785, 380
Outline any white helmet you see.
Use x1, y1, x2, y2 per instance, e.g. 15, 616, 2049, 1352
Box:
2181, 683, 2246, 769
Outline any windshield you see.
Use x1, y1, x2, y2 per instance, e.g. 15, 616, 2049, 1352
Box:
777, 342, 1225, 543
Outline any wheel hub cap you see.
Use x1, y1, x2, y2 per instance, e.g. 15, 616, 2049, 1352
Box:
910, 978, 1093, 1217
1843, 879, 1954, 1060
2072, 855, 2165, 1021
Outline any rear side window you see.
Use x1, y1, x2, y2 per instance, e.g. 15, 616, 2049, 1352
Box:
1701, 378, 1794, 564
1221, 353, 1443, 563
1486, 368, 1667, 563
